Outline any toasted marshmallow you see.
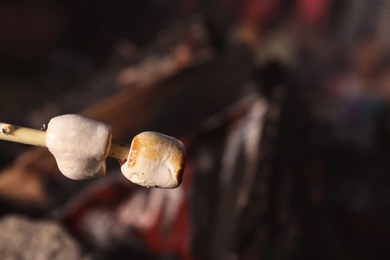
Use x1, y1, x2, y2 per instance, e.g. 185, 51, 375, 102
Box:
121, 131, 186, 188
45, 114, 112, 180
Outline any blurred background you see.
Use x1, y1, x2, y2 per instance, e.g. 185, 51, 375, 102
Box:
0, 0, 390, 259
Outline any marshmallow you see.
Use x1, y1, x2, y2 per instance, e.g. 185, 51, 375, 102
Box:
121, 131, 186, 188
45, 114, 112, 180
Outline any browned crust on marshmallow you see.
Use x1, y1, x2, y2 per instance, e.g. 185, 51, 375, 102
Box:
124, 132, 186, 188
128, 138, 139, 167
175, 143, 186, 186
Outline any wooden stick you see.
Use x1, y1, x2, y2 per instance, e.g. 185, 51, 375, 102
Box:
0, 122, 129, 161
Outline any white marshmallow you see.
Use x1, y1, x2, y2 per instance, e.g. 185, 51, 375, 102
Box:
121, 131, 186, 188
45, 114, 112, 180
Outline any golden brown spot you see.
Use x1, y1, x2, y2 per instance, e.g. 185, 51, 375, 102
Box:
175, 150, 186, 186
128, 137, 139, 167
128, 148, 137, 166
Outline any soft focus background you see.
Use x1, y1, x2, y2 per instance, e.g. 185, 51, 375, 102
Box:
0, 0, 390, 259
